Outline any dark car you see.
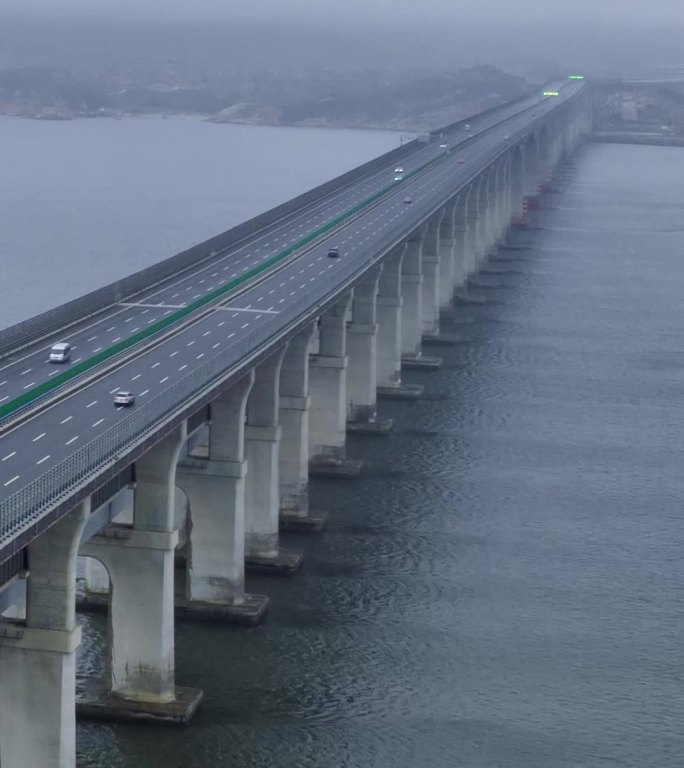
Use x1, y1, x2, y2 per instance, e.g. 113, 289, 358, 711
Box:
327, 247, 340, 258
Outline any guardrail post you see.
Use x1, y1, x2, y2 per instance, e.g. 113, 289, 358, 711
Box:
309, 293, 362, 477
78, 423, 203, 724
245, 346, 303, 573
0, 500, 89, 768
279, 323, 326, 532
174, 371, 268, 624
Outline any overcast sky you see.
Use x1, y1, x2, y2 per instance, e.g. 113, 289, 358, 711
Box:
4, 0, 684, 27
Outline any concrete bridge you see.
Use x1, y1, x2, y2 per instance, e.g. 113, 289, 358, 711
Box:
0, 78, 588, 767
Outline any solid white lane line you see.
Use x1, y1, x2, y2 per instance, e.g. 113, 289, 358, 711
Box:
33, 433, 46, 442
92, 419, 104, 427
37, 455, 50, 465
86, 400, 97, 408
4, 476, 19, 486
60, 416, 73, 424
2, 452, 16, 461
66, 436, 78, 445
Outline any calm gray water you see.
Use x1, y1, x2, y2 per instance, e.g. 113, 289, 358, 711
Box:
0, 115, 400, 327
72, 140, 684, 767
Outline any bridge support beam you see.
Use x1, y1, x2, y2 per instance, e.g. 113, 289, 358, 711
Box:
438, 204, 457, 307
401, 237, 441, 370
346, 268, 392, 433
175, 372, 267, 623
376, 246, 423, 398
309, 293, 361, 476
279, 323, 326, 531
452, 200, 469, 289
421, 215, 442, 336
78, 424, 203, 724
245, 346, 302, 572
0, 501, 89, 768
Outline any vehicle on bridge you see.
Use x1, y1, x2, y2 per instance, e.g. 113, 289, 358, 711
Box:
403, 196, 413, 204
49, 342, 71, 363
393, 167, 404, 181
113, 390, 135, 407
327, 246, 340, 258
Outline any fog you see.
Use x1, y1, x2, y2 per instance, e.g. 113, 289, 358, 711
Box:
3, 0, 684, 27
1, 0, 683, 79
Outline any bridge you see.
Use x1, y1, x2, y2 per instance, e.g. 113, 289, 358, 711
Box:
0, 78, 588, 767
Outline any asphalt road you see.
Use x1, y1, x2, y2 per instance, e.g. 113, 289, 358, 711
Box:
0, 81, 582, 503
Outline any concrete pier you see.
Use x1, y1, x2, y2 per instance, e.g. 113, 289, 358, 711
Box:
79, 426, 203, 723
245, 348, 302, 573
0, 501, 89, 768
279, 323, 326, 531
309, 293, 362, 477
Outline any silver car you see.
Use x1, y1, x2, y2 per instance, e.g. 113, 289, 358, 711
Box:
113, 390, 135, 407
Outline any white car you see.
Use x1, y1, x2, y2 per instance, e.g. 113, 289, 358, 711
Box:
440, 142, 449, 151
113, 390, 135, 407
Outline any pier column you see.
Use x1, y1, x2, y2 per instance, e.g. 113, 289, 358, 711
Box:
0, 501, 89, 768
400, 237, 423, 358
346, 267, 386, 427
452, 199, 469, 289
175, 372, 268, 620
421, 213, 443, 335
309, 293, 359, 473
376, 247, 404, 390
466, 180, 483, 276
244, 346, 301, 571
438, 202, 457, 307
79, 424, 202, 722
279, 323, 325, 530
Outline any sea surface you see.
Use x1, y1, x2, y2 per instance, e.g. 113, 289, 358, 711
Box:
3, 119, 684, 766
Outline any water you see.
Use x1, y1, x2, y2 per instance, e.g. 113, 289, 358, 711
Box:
71, 141, 684, 767
0, 115, 401, 327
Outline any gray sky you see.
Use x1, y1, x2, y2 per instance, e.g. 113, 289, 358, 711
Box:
3, 0, 684, 27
